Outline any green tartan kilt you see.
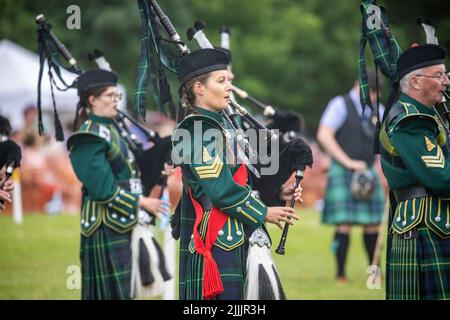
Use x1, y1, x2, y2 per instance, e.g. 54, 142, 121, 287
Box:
80, 225, 132, 300
387, 226, 450, 300
182, 243, 247, 300
322, 160, 385, 225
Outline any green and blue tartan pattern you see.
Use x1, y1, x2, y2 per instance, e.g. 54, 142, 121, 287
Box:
178, 189, 248, 300
135, 0, 178, 119
358, 0, 402, 109
387, 226, 450, 300
183, 242, 247, 300
80, 225, 132, 300
322, 160, 385, 225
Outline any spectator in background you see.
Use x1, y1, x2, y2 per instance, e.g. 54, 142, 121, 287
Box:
317, 70, 386, 283
20, 130, 56, 212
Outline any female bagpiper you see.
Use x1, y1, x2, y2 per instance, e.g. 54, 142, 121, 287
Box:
67, 69, 168, 299
172, 48, 301, 300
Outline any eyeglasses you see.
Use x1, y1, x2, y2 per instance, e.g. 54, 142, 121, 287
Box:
99, 92, 123, 101
415, 72, 450, 82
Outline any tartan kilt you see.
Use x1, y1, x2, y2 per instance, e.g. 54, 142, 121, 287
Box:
387, 226, 450, 300
182, 243, 247, 300
80, 225, 132, 300
321, 160, 385, 225
178, 193, 247, 300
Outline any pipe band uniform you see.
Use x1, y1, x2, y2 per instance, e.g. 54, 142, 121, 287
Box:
35, 16, 174, 299
67, 69, 171, 299
380, 43, 450, 300
173, 48, 286, 300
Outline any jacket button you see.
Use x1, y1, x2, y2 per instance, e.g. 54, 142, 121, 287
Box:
396, 216, 401, 222
120, 217, 126, 223
236, 207, 242, 212
91, 216, 96, 222
401, 221, 406, 226
108, 203, 113, 208
227, 235, 233, 241
84, 222, 90, 228
115, 196, 120, 201
236, 230, 242, 236
245, 201, 250, 207
411, 215, 415, 220
435, 216, 441, 223
112, 213, 118, 219
80, 219, 85, 225
446, 223, 450, 229
218, 230, 224, 236
130, 214, 135, 220
119, 190, 125, 195
191, 234, 194, 239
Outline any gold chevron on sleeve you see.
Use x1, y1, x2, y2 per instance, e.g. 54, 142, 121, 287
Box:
421, 146, 445, 168
194, 156, 223, 178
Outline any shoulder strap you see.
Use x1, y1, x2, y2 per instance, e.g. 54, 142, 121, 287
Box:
67, 120, 112, 151
342, 94, 359, 119
384, 103, 405, 129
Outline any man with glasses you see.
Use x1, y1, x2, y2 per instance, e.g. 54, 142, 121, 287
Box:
380, 44, 450, 300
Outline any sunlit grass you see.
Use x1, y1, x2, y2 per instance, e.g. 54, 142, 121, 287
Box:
0, 209, 385, 299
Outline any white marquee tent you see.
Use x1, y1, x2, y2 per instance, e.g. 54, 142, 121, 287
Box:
0, 39, 126, 133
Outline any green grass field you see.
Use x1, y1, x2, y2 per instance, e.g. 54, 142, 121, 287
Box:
0, 209, 385, 300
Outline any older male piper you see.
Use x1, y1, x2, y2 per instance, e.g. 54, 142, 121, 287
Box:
380, 43, 450, 300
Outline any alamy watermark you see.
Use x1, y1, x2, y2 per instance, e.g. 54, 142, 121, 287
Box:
66, 265, 81, 290
171, 124, 280, 176
365, 4, 382, 30
366, 265, 382, 290
66, 5, 81, 30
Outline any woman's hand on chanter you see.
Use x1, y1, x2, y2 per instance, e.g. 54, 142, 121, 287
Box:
265, 206, 299, 230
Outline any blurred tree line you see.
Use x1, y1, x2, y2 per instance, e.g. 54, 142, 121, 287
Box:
0, 0, 449, 136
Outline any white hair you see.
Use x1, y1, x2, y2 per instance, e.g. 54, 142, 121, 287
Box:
399, 68, 423, 91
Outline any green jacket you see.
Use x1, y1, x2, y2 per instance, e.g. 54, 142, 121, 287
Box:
380, 93, 450, 238
67, 114, 140, 236
172, 107, 268, 251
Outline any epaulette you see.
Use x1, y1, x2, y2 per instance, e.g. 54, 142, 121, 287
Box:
385, 101, 438, 134
172, 113, 227, 147
176, 113, 224, 131
381, 101, 443, 158
67, 119, 112, 151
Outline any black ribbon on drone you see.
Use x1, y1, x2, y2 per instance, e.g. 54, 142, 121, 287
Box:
35, 14, 161, 153
36, 14, 82, 141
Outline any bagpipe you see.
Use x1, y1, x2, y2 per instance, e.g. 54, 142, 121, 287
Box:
35, 14, 174, 298
35, 14, 173, 196
232, 85, 304, 138
137, 0, 314, 300
359, 1, 450, 142
414, 18, 450, 138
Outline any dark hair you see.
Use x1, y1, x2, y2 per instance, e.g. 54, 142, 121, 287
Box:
180, 73, 211, 116
74, 86, 110, 130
